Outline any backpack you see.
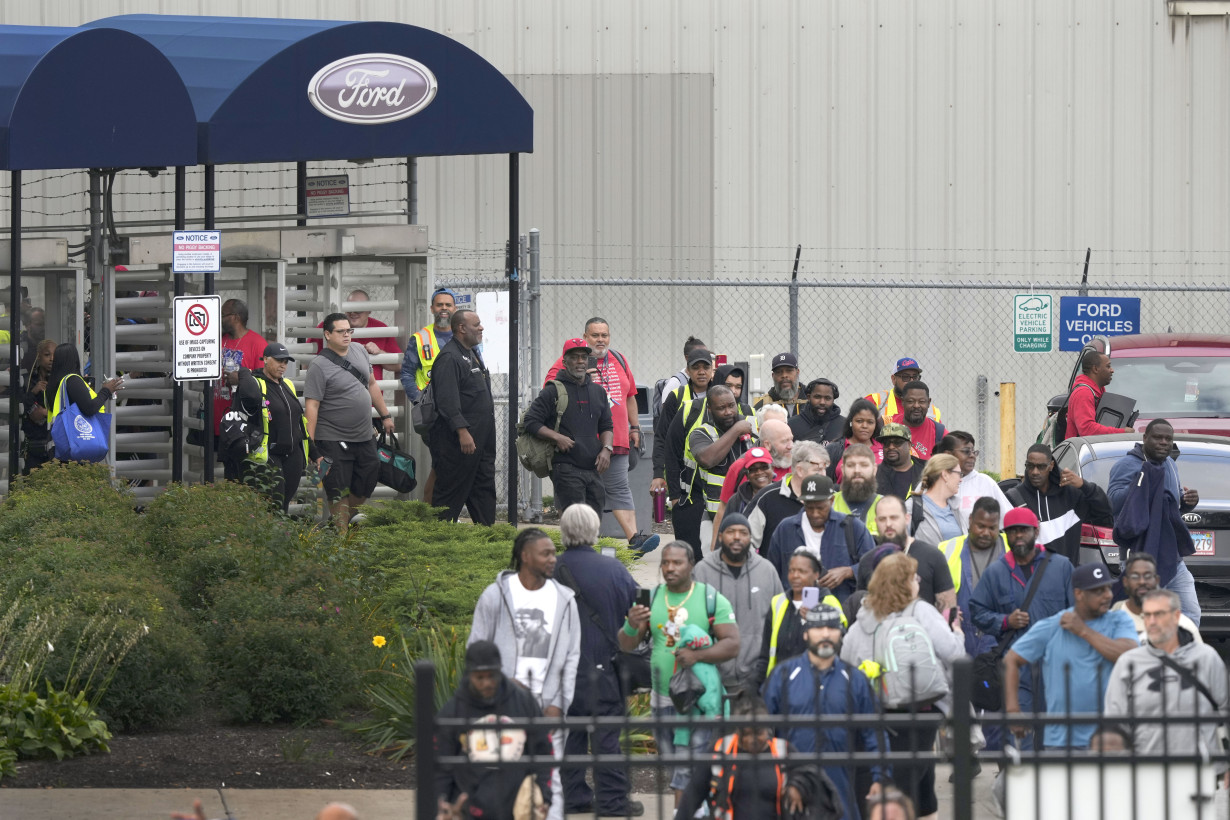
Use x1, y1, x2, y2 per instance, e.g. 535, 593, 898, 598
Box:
218, 379, 265, 462
1036, 382, 1095, 447
908, 496, 926, 537
871, 601, 949, 708
515, 380, 569, 478
651, 369, 688, 427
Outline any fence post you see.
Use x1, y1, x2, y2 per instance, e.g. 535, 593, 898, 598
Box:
788, 244, 801, 356
950, 657, 975, 820
527, 228, 543, 521
415, 661, 437, 820
976, 375, 988, 471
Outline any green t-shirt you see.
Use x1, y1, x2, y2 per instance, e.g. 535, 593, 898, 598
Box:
647, 582, 736, 695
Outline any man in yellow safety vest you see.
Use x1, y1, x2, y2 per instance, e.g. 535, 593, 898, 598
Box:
399, 287, 458, 503
865, 356, 941, 425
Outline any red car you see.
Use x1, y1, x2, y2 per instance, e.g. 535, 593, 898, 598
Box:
1070, 333, 1230, 436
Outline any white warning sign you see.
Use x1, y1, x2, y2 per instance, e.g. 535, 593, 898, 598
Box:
172, 295, 222, 381
172, 230, 222, 273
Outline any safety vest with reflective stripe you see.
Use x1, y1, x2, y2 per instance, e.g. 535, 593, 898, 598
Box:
48, 374, 107, 426
868, 389, 942, 424
833, 492, 881, 536
683, 410, 759, 515
937, 532, 1009, 593
709, 734, 789, 820
766, 592, 846, 678
246, 376, 309, 465
413, 325, 443, 391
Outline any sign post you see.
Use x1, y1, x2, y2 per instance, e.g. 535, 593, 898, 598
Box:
172, 295, 222, 382
1059, 296, 1141, 351
1013, 294, 1053, 352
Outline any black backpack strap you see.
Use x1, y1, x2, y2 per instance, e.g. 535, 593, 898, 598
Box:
1018, 551, 1053, 613
319, 348, 369, 388
555, 561, 620, 654
909, 496, 926, 537
1157, 654, 1222, 712
841, 514, 860, 564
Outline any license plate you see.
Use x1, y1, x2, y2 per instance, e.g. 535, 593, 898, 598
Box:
1191, 530, 1215, 556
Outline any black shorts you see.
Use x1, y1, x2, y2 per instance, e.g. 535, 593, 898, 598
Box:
315, 438, 379, 501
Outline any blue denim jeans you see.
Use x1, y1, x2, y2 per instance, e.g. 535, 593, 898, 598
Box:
651, 694, 712, 792
1166, 560, 1201, 628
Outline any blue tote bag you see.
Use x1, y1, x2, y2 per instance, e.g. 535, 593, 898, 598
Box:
50, 376, 110, 462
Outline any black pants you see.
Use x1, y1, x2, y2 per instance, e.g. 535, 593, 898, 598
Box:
552, 460, 605, 518
241, 447, 306, 514
885, 706, 940, 817
563, 667, 630, 813
671, 494, 705, 560
429, 425, 496, 526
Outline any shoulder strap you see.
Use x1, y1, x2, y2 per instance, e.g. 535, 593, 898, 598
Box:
319, 348, 369, 387
842, 514, 859, 564
609, 349, 629, 376
554, 562, 620, 652
550, 380, 569, 431
1157, 654, 1221, 712
1018, 552, 1054, 613
910, 496, 926, 536
702, 582, 717, 621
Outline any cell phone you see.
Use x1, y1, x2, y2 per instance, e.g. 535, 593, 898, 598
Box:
317, 457, 333, 481
635, 588, 651, 609
945, 607, 959, 627
800, 587, 821, 609
600, 546, 616, 559
587, 355, 598, 370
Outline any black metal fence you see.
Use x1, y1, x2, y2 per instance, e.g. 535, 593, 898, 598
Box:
415, 657, 1229, 820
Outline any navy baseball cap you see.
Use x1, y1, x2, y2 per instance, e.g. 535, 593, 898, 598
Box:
772, 352, 799, 370
894, 357, 922, 375
1073, 562, 1115, 591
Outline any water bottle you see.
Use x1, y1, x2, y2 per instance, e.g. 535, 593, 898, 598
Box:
652, 486, 667, 524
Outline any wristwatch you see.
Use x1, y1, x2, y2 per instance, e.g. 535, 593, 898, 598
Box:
603, 444, 614, 452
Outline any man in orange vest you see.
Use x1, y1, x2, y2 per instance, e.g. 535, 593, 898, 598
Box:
865, 357, 941, 425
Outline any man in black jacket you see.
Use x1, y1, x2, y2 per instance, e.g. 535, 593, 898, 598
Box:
428, 309, 497, 525
524, 338, 614, 517
234, 342, 314, 513
435, 641, 553, 820
789, 378, 845, 448
1007, 443, 1113, 563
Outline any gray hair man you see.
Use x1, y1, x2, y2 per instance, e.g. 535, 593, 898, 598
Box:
745, 440, 830, 554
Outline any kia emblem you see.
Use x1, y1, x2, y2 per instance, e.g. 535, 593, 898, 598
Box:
1182, 512, 1203, 524
308, 53, 438, 125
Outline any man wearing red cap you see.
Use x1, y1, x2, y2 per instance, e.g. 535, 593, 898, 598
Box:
523, 338, 614, 517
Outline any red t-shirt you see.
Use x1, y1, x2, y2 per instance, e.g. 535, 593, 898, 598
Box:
545, 351, 637, 451
213, 329, 267, 434
312, 318, 402, 380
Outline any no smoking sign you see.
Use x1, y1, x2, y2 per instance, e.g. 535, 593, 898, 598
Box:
172, 295, 222, 381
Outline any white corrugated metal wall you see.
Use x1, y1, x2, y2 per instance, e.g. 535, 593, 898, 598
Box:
2, 1, 1230, 469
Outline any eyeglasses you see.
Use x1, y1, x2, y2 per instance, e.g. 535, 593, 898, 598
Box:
958, 448, 980, 457
328, 328, 355, 336
1126, 572, 1158, 583
1024, 462, 1050, 472
947, 468, 962, 476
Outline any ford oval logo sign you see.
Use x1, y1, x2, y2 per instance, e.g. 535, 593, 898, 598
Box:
1182, 512, 1203, 524
308, 53, 437, 125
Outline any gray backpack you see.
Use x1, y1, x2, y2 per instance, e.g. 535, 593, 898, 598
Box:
871, 601, 948, 708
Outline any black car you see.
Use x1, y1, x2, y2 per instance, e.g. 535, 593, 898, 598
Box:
1053, 433, 1230, 639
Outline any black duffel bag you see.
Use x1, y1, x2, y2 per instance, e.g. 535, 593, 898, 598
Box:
376, 432, 417, 493
971, 552, 1052, 712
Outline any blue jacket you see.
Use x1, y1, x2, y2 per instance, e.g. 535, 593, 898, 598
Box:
762, 654, 883, 820
1108, 444, 1197, 516
955, 535, 1008, 657
1110, 450, 1195, 585
968, 547, 1074, 639
765, 509, 875, 601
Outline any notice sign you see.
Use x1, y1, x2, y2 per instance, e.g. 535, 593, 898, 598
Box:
172, 295, 222, 382
1013, 294, 1053, 352
172, 231, 221, 274
305, 174, 350, 218
1059, 296, 1141, 351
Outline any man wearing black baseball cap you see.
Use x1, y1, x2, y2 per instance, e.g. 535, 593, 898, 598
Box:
1003, 561, 1138, 750
752, 351, 805, 418
764, 475, 875, 601
233, 341, 313, 513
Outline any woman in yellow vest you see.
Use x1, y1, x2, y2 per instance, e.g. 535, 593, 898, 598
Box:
47, 343, 122, 458
752, 548, 846, 688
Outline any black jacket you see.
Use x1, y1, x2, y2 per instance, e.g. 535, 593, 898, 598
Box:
429, 338, 495, 440
875, 458, 925, 499
1006, 462, 1113, 563
235, 369, 311, 459
523, 375, 613, 471
653, 382, 706, 481
789, 404, 845, 447
434, 675, 553, 819
676, 737, 843, 820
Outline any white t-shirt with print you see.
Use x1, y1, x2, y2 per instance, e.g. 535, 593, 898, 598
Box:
507, 574, 558, 697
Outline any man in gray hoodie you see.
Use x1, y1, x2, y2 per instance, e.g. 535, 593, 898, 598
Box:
692, 512, 784, 695
469, 527, 581, 820
1105, 587, 1227, 782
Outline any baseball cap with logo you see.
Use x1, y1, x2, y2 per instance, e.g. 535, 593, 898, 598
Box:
743, 447, 773, 469
772, 352, 799, 371
1073, 562, 1115, 590
877, 422, 912, 443
1003, 507, 1041, 530
262, 342, 295, 362
562, 338, 591, 356
799, 475, 836, 502
894, 357, 922, 375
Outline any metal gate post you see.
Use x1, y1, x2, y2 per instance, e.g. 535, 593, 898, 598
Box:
507, 153, 520, 525
950, 657, 975, 820
528, 228, 542, 521
976, 375, 988, 471
171, 166, 186, 484
414, 661, 437, 820
7, 170, 20, 482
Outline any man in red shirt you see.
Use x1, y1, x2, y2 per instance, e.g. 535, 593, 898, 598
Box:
216, 299, 269, 479
900, 381, 947, 459
1066, 352, 1132, 438
313, 290, 402, 381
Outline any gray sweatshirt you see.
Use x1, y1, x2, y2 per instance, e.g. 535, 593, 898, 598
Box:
840, 597, 967, 671
468, 570, 581, 713
692, 549, 784, 692
1104, 632, 1228, 773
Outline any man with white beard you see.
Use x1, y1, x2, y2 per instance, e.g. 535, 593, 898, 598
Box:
710, 418, 795, 549
832, 444, 883, 536
752, 352, 806, 417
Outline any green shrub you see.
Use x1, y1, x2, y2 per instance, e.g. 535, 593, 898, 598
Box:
0, 683, 111, 761
0, 463, 134, 559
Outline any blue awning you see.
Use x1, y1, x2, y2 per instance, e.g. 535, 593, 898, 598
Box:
0, 25, 196, 170
86, 15, 533, 165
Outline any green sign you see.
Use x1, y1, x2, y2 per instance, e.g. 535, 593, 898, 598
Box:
1014, 294, 1053, 352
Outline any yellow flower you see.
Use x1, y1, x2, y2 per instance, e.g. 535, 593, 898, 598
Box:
372, 635, 387, 648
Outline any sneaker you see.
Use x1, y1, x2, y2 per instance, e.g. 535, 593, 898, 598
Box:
949, 759, 982, 782
348, 512, 368, 526
628, 532, 660, 555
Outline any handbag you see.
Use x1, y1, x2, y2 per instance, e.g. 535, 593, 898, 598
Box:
554, 563, 651, 695
376, 432, 417, 493
50, 375, 110, 462
411, 381, 437, 435
669, 666, 705, 714
971, 552, 1052, 712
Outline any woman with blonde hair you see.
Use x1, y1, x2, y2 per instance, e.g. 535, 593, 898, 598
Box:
840, 552, 965, 820
904, 453, 963, 546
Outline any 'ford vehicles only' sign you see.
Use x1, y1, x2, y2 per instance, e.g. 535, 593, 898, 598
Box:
308, 53, 438, 125
1058, 296, 1141, 351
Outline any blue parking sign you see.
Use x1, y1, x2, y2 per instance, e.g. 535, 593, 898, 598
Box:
1058, 296, 1141, 351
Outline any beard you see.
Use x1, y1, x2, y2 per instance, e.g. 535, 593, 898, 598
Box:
880, 529, 908, 548
841, 474, 876, 504
770, 450, 792, 470
807, 639, 837, 659
777, 383, 798, 401
434, 313, 451, 330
